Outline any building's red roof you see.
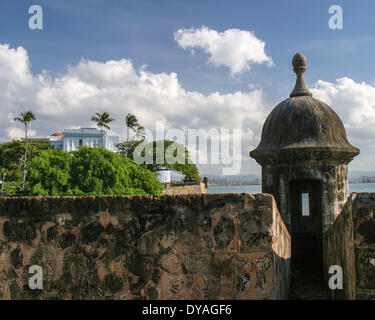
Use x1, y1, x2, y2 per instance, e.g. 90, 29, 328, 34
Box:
51, 132, 63, 136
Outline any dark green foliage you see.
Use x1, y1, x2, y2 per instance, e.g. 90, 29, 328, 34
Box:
116, 140, 143, 159
26, 148, 72, 196
26, 147, 163, 196
27, 138, 51, 151
118, 140, 200, 182
0, 140, 38, 181
151, 140, 200, 181
0, 140, 52, 192
1, 181, 23, 195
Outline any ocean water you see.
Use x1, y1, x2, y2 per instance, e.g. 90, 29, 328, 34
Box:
207, 182, 375, 194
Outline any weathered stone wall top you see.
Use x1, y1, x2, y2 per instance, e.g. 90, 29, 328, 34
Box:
351, 193, 375, 246
350, 193, 375, 299
0, 193, 291, 300
162, 182, 207, 195
0, 194, 252, 218
323, 193, 356, 300
324, 192, 375, 300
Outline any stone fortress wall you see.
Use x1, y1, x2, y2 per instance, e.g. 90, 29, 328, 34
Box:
0, 191, 374, 300
324, 192, 375, 300
162, 182, 207, 195
0, 194, 290, 300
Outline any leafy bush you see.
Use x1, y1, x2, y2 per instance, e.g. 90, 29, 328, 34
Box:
26, 147, 163, 196
0, 140, 39, 181
118, 140, 200, 182
1, 181, 22, 195
27, 148, 72, 196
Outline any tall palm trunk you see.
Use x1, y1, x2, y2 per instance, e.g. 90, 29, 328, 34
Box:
22, 122, 28, 190
1, 172, 5, 191
100, 125, 104, 148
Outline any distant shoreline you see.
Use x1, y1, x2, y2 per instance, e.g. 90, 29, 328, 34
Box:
349, 181, 375, 183
208, 181, 375, 187
208, 183, 261, 187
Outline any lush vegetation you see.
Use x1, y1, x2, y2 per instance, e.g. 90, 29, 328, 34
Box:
1, 181, 22, 194
13, 111, 37, 189
0, 111, 200, 196
117, 139, 200, 182
26, 147, 163, 196
0, 140, 39, 182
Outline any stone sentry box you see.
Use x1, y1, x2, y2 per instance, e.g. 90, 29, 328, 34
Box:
250, 53, 359, 273
0, 194, 291, 300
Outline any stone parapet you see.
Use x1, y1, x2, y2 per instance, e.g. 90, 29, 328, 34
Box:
0, 193, 291, 300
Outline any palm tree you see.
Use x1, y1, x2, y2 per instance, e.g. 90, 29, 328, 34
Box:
135, 125, 146, 140
125, 113, 144, 141
14, 111, 37, 190
0, 167, 7, 191
91, 112, 114, 147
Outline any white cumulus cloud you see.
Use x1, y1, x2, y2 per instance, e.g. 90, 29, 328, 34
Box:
311, 77, 375, 145
0, 43, 268, 175
3, 42, 375, 174
174, 26, 273, 75
311, 77, 375, 172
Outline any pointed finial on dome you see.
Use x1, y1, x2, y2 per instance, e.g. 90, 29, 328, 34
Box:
290, 53, 312, 98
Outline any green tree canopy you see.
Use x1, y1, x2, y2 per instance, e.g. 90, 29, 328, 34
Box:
26, 148, 72, 196
116, 140, 144, 159
26, 146, 163, 196
120, 140, 200, 182
0, 140, 39, 181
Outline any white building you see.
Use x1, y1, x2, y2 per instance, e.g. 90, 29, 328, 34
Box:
50, 128, 119, 152
153, 166, 186, 183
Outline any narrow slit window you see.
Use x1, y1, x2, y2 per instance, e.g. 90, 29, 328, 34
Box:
301, 193, 310, 216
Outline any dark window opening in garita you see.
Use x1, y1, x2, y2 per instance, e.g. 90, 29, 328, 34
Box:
301, 192, 310, 216
290, 179, 323, 276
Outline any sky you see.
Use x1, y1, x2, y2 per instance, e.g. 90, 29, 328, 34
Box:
1, 0, 375, 176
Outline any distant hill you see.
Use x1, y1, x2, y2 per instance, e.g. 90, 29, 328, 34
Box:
203, 171, 375, 185
349, 170, 375, 179
203, 174, 261, 186
205, 174, 260, 181
349, 171, 375, 183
